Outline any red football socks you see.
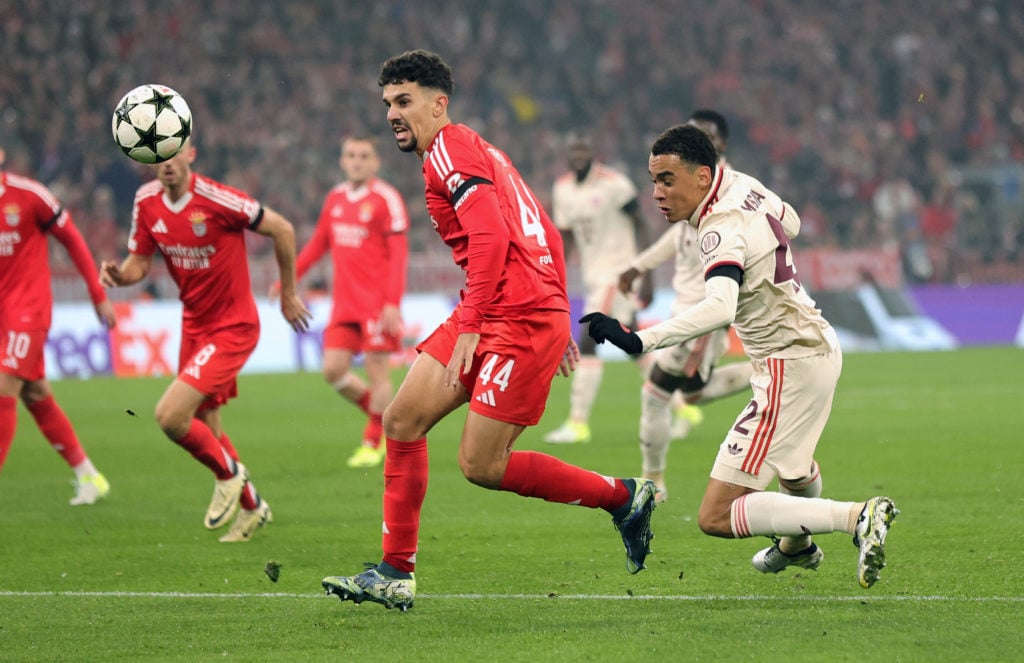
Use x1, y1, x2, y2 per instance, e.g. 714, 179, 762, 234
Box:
176, 418, 234, 479
0, 396, 16, 471
381, 437, 428, 574
362, 413, 384, 448
499, 450, 629, 511
26, 395, 86, 467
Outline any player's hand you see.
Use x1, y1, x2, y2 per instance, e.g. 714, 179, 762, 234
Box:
637, 272, 654, 309
267, 281, 281, 301
380, 304, 403, 337
618, 267, 641, 296
94, 299, 117, 330
98, 261, 124, 287
445, 333, 480, 390
280, 292, 312, 333
578, 312, 643, 355
681, 333, 711, 377
557, 337, 581, 377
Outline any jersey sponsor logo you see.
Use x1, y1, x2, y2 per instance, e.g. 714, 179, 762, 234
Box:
4, 204, 21, 227
157, 242, 216, 270
727, 442, 744, 455
0, 229, 21, 256
330, 203, 344, 218
474, 389, 496, 406
330, 222, 369, 247
183, 364, 201, 379
1, 356, 17, 369
152, 219, 168, 234
700, 231, 721, 255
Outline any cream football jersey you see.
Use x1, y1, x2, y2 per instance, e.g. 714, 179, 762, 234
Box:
631, 222, 705, 314
692, 168, 835, 360
552, 163, 638, 290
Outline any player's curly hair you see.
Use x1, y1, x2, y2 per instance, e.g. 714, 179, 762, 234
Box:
378, 50, 455, 95
651, 124, 718, 169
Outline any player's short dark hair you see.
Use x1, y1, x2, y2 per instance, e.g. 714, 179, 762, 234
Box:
651, 124, 718, 169
689, 109, 729, 142
378, 50, 454, 95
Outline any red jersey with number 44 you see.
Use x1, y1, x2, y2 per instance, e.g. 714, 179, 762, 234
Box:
128, 173, 261, 334
421, 124, 568, 332
0, 171, 107, 330
296, 179, 409, 322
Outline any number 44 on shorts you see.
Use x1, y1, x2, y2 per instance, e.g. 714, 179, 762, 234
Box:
478, 354, 514, 392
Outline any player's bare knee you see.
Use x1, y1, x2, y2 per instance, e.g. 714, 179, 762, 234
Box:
323, 364, 350, 387
154, 402, 189, 440
457, 455, 502, 489
697, 506, 733, 538
381, 405, 425, 441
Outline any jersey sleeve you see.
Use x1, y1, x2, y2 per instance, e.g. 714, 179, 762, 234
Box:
609, 170, 638, 210
631, 223, 680, 272
127, 191, 155, 255
48, 209, 107, 305
295, 204, 332, 281
378, 182, 409, 234
697, 213, 747, 277
551, 179, 571, 230
427, 131, 507, 333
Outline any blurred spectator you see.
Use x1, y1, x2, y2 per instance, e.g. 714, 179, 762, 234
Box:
2, 0, 1022, 297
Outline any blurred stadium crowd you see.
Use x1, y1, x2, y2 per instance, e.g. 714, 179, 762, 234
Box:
2, 0, 1023, 294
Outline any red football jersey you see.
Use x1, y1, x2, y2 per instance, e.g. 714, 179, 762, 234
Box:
128, 173, 261, 334
421, 124, 568, 331
0, 171, 106, 330
296, 178, 409, 322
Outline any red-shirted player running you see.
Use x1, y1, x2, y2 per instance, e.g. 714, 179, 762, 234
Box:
277, 136, 409, 469
0, 146, 116, 505
100, 139, 311, 543
321, 50, 659, 611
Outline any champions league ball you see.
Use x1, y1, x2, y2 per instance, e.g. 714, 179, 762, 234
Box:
111, 84, 192, 164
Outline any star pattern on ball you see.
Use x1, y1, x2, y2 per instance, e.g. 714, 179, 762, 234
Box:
114, 104, 133, 125
132, 114, 163, 155
148, 88, 178, 115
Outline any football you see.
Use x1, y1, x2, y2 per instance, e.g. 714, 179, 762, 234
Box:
111, 84, 192, 164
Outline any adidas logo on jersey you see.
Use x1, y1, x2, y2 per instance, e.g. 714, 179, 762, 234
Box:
152, 219, 169, 234
183, 364, 201, 379
475, 390, 496, 407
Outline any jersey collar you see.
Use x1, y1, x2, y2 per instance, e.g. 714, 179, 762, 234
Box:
690, 165, 725, 229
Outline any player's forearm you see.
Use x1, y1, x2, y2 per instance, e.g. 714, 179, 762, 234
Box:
636, 276, 737, 351
272, 230, 299, 296
631, 224, 679, 273
112, 254, 151, 286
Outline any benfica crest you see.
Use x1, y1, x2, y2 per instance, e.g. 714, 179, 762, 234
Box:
4, 204, 20, 227
359, 202, 373, 223
189, 210, 208, 237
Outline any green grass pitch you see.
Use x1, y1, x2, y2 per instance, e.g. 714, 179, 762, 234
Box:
0, 347, 1021, 661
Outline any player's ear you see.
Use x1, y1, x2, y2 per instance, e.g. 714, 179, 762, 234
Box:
433, 93, 448, 118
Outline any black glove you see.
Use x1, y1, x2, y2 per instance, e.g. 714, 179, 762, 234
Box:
579, 312, 643, 355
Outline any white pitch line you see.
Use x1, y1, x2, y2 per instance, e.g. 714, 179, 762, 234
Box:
0, 591, 1021, 602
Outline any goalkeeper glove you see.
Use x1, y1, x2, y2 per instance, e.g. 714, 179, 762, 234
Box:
579, 312, 643, 355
